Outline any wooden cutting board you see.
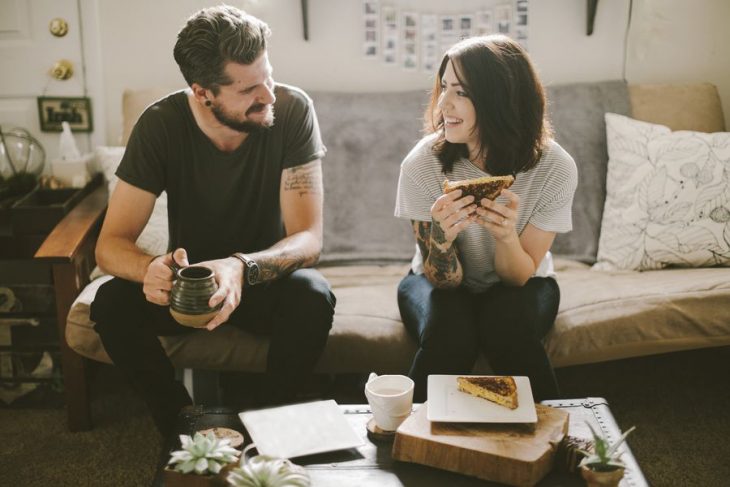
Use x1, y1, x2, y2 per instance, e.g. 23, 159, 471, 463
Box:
392, 403, 569, 487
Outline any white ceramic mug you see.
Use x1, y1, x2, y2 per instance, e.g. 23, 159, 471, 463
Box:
364, 373, 414, 431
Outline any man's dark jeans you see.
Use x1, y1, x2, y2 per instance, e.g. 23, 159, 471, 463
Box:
398, 272, 560, 402
91, 268, 335, 435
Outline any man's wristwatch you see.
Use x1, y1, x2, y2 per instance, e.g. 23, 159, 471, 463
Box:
231, 253, 260, 287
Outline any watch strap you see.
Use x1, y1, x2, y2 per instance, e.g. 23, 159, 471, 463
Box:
231, 253, 256, 287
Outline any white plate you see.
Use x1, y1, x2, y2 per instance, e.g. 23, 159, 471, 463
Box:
427, 375, 537, 423
239, 400, 363, 459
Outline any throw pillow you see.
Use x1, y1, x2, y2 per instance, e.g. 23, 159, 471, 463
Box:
594, 114, 730, 271
94, 146, 169, 257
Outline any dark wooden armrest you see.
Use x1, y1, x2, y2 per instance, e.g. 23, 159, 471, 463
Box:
35, 184, 108, 263
34, 184, 108, 432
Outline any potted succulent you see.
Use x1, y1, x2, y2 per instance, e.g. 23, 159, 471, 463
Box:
166, 431, 240, 487
578, 423, 636, 487
226, 445, 311, 487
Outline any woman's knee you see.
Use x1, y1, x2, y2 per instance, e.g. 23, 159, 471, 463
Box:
399, 276, 476, 349
481, 278, 560, 338
419, 301, 478, 357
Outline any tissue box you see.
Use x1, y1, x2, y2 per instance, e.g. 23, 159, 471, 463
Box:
51, 153, 95, 188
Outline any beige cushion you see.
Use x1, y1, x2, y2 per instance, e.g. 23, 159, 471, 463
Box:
547, 258, 730, 367
66, 260, 730, 371
66, 265, 416, 373
66, 275, 114, 364
629, 83, 726, 133
121, 88, 178, 145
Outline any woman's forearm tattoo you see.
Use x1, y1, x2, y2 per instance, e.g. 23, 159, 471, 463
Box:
411, 220, 462, 286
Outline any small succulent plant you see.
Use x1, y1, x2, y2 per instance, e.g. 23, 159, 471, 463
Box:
168, 431, 239, 475
579, 422, 636, 472
226, 453, 311, 487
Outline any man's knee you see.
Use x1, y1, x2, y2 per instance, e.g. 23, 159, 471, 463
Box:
90, 277, 142, 325
277, 269, 335, 331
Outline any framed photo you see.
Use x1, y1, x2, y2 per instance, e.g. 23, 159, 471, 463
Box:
37, 96, 93, 132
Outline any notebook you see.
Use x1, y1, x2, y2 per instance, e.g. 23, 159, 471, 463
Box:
239, 400, 364, 459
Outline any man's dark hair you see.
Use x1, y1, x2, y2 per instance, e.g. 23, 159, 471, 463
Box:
425, 35, 552, 175
173, 5, 271, 94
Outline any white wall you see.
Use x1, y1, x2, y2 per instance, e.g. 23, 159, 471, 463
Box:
95, 0, 729, 145
626, 0, 730, 123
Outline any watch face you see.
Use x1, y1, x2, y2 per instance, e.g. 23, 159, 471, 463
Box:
247, 263, 259, 286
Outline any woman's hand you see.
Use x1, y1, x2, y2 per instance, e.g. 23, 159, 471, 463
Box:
473, 189, 520, 242
430, 189, 476, 246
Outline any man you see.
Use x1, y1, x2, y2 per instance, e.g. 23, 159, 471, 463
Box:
91, 5, 335, 436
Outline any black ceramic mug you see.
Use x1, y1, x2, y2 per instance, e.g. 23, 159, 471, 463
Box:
169, 266, 222, 328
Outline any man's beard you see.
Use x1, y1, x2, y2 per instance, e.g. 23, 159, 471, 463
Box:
211, 102, 275, 133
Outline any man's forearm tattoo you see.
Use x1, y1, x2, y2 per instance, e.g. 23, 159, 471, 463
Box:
284, 164, 322, 197
258, 251, 311, 282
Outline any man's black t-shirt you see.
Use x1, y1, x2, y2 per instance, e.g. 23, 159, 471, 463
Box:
116, 84, 325, 263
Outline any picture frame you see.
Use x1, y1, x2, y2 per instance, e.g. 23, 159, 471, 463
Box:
37, 96, 93, 132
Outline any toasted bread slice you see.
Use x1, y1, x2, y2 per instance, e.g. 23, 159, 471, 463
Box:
443, 175, 515, 202
457, 375, 519, 410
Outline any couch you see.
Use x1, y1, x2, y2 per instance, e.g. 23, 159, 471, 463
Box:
39, 81, 730, 431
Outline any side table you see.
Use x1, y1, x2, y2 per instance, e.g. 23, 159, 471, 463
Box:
155, 398, 648, 486
1, 181, 106, 424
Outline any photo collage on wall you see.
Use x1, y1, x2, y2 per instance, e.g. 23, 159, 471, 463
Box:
363, 0, 529, 72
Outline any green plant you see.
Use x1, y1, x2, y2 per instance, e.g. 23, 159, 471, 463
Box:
168, 431, 239, 475
579, 422, 636, 472
226, 452, 310, 487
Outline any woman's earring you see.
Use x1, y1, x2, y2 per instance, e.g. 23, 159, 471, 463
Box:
205, 100, 212, 107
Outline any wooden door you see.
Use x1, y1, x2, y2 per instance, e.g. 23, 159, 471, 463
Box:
0, 0, 95, 163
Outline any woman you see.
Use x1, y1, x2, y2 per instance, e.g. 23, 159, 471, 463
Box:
395, 35, 577, 402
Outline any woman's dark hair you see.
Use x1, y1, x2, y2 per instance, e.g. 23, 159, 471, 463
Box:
173, 5, 271, 95
425, 35, 552, 175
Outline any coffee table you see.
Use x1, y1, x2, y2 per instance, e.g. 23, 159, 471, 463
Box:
154, 397, 648, 486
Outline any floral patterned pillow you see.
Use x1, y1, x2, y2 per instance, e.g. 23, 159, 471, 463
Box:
594, 113, 730, 271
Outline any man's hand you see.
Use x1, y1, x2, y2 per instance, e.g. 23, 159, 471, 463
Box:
143, 248, 189, 305
195, 256, 245, 331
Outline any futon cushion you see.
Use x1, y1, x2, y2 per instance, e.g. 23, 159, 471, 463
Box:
628, 83, 726, 133
546, 259, 730, 367
66, 265, 416, 373
309, 91, 425, 263
66, 261, 730, 372
545, 80, 632, 263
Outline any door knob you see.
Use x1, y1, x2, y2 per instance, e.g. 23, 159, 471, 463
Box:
50, 59, 74, 80
49, 18, 69, 37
